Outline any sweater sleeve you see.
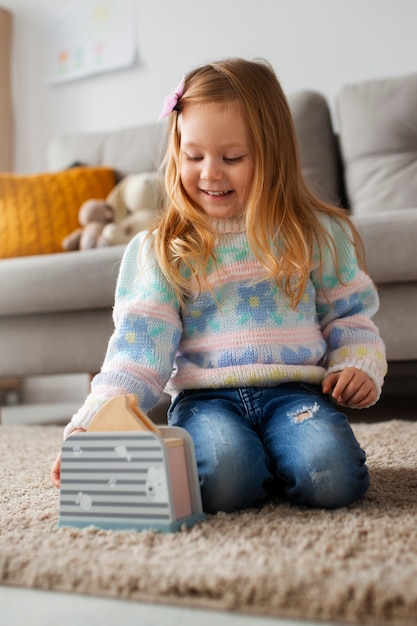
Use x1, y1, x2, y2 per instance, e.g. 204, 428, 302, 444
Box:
64, 232, 182, 437
311, 215, 387, 402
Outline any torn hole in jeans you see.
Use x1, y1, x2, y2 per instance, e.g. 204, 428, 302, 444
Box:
290, 402, 320, 423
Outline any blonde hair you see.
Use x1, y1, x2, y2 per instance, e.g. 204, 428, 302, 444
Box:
152, 57, 364, 307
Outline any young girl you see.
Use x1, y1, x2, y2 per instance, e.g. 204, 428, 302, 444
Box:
52, 58, 386, 513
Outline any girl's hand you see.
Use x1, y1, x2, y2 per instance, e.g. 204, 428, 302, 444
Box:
50, 428, 86, 488
322, 367, 377, 408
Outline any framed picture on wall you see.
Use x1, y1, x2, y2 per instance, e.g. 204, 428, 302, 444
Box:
45, 0, 137, 85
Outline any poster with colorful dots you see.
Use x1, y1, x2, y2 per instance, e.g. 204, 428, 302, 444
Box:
45, 0, 136, 85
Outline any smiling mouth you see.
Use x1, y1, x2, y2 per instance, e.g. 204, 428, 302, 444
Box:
203, 190, 233, 197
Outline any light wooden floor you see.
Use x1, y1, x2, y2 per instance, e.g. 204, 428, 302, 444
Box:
0, 586, 335, 626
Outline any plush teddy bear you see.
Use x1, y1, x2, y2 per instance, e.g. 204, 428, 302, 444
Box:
61, 199, 114, 251
102, 172, 165, 246
62, 171, 166, 251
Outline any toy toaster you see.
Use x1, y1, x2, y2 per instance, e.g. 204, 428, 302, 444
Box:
58, 394, 205, 532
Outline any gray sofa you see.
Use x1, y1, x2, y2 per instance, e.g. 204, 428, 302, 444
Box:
1, 72, 416, 403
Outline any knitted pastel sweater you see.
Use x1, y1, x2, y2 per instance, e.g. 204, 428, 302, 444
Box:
66, 214, 386, 434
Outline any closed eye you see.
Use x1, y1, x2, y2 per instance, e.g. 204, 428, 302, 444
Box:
183, 154, 245, 163
224, 156, 244, 163
185, 155, 203, 162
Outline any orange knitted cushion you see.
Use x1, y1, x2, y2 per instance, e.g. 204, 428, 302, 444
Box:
0, 167, 116, 258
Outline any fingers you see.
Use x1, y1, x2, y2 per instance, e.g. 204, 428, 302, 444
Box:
50, 428, 86, 489
51, 453, 61, 489
323, 368, 377, 408
331, 369, 357, 405
322, 373, 338, 395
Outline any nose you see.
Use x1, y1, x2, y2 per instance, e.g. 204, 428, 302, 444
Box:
200, 157, 223, 181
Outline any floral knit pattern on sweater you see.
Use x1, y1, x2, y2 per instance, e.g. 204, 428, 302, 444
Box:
67, 214, 386, 434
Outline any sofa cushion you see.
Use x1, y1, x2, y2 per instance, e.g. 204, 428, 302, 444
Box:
0, 244, 126, 317
47, 123, 167, 178
337, 73, 417, 215
352, 208, 417, 284
0, 167, 116, 259
288, 91, 343, 206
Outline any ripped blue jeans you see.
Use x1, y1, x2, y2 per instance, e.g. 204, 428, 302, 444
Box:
168, 384, 369, 514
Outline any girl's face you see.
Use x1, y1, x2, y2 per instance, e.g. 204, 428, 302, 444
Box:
179, 101, 254, 220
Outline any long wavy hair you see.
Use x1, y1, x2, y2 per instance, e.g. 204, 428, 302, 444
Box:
152, 57, 364, 308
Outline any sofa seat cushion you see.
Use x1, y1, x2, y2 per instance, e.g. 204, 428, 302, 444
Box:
0, 245, 125, 317
337, 73, 417, 215
352, 208, 417, 284
0, 167, 116, 259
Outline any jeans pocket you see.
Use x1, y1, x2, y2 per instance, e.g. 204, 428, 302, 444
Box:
167, 390, 192, 423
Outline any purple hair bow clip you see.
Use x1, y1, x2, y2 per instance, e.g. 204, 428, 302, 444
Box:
158, 75, 185, 121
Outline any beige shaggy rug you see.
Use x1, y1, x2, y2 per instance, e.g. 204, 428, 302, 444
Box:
1, 421, 417, 626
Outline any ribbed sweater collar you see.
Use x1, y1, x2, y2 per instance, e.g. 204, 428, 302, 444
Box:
208, 215, 246, 234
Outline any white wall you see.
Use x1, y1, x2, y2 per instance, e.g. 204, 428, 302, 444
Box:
3, 0, 417, 173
